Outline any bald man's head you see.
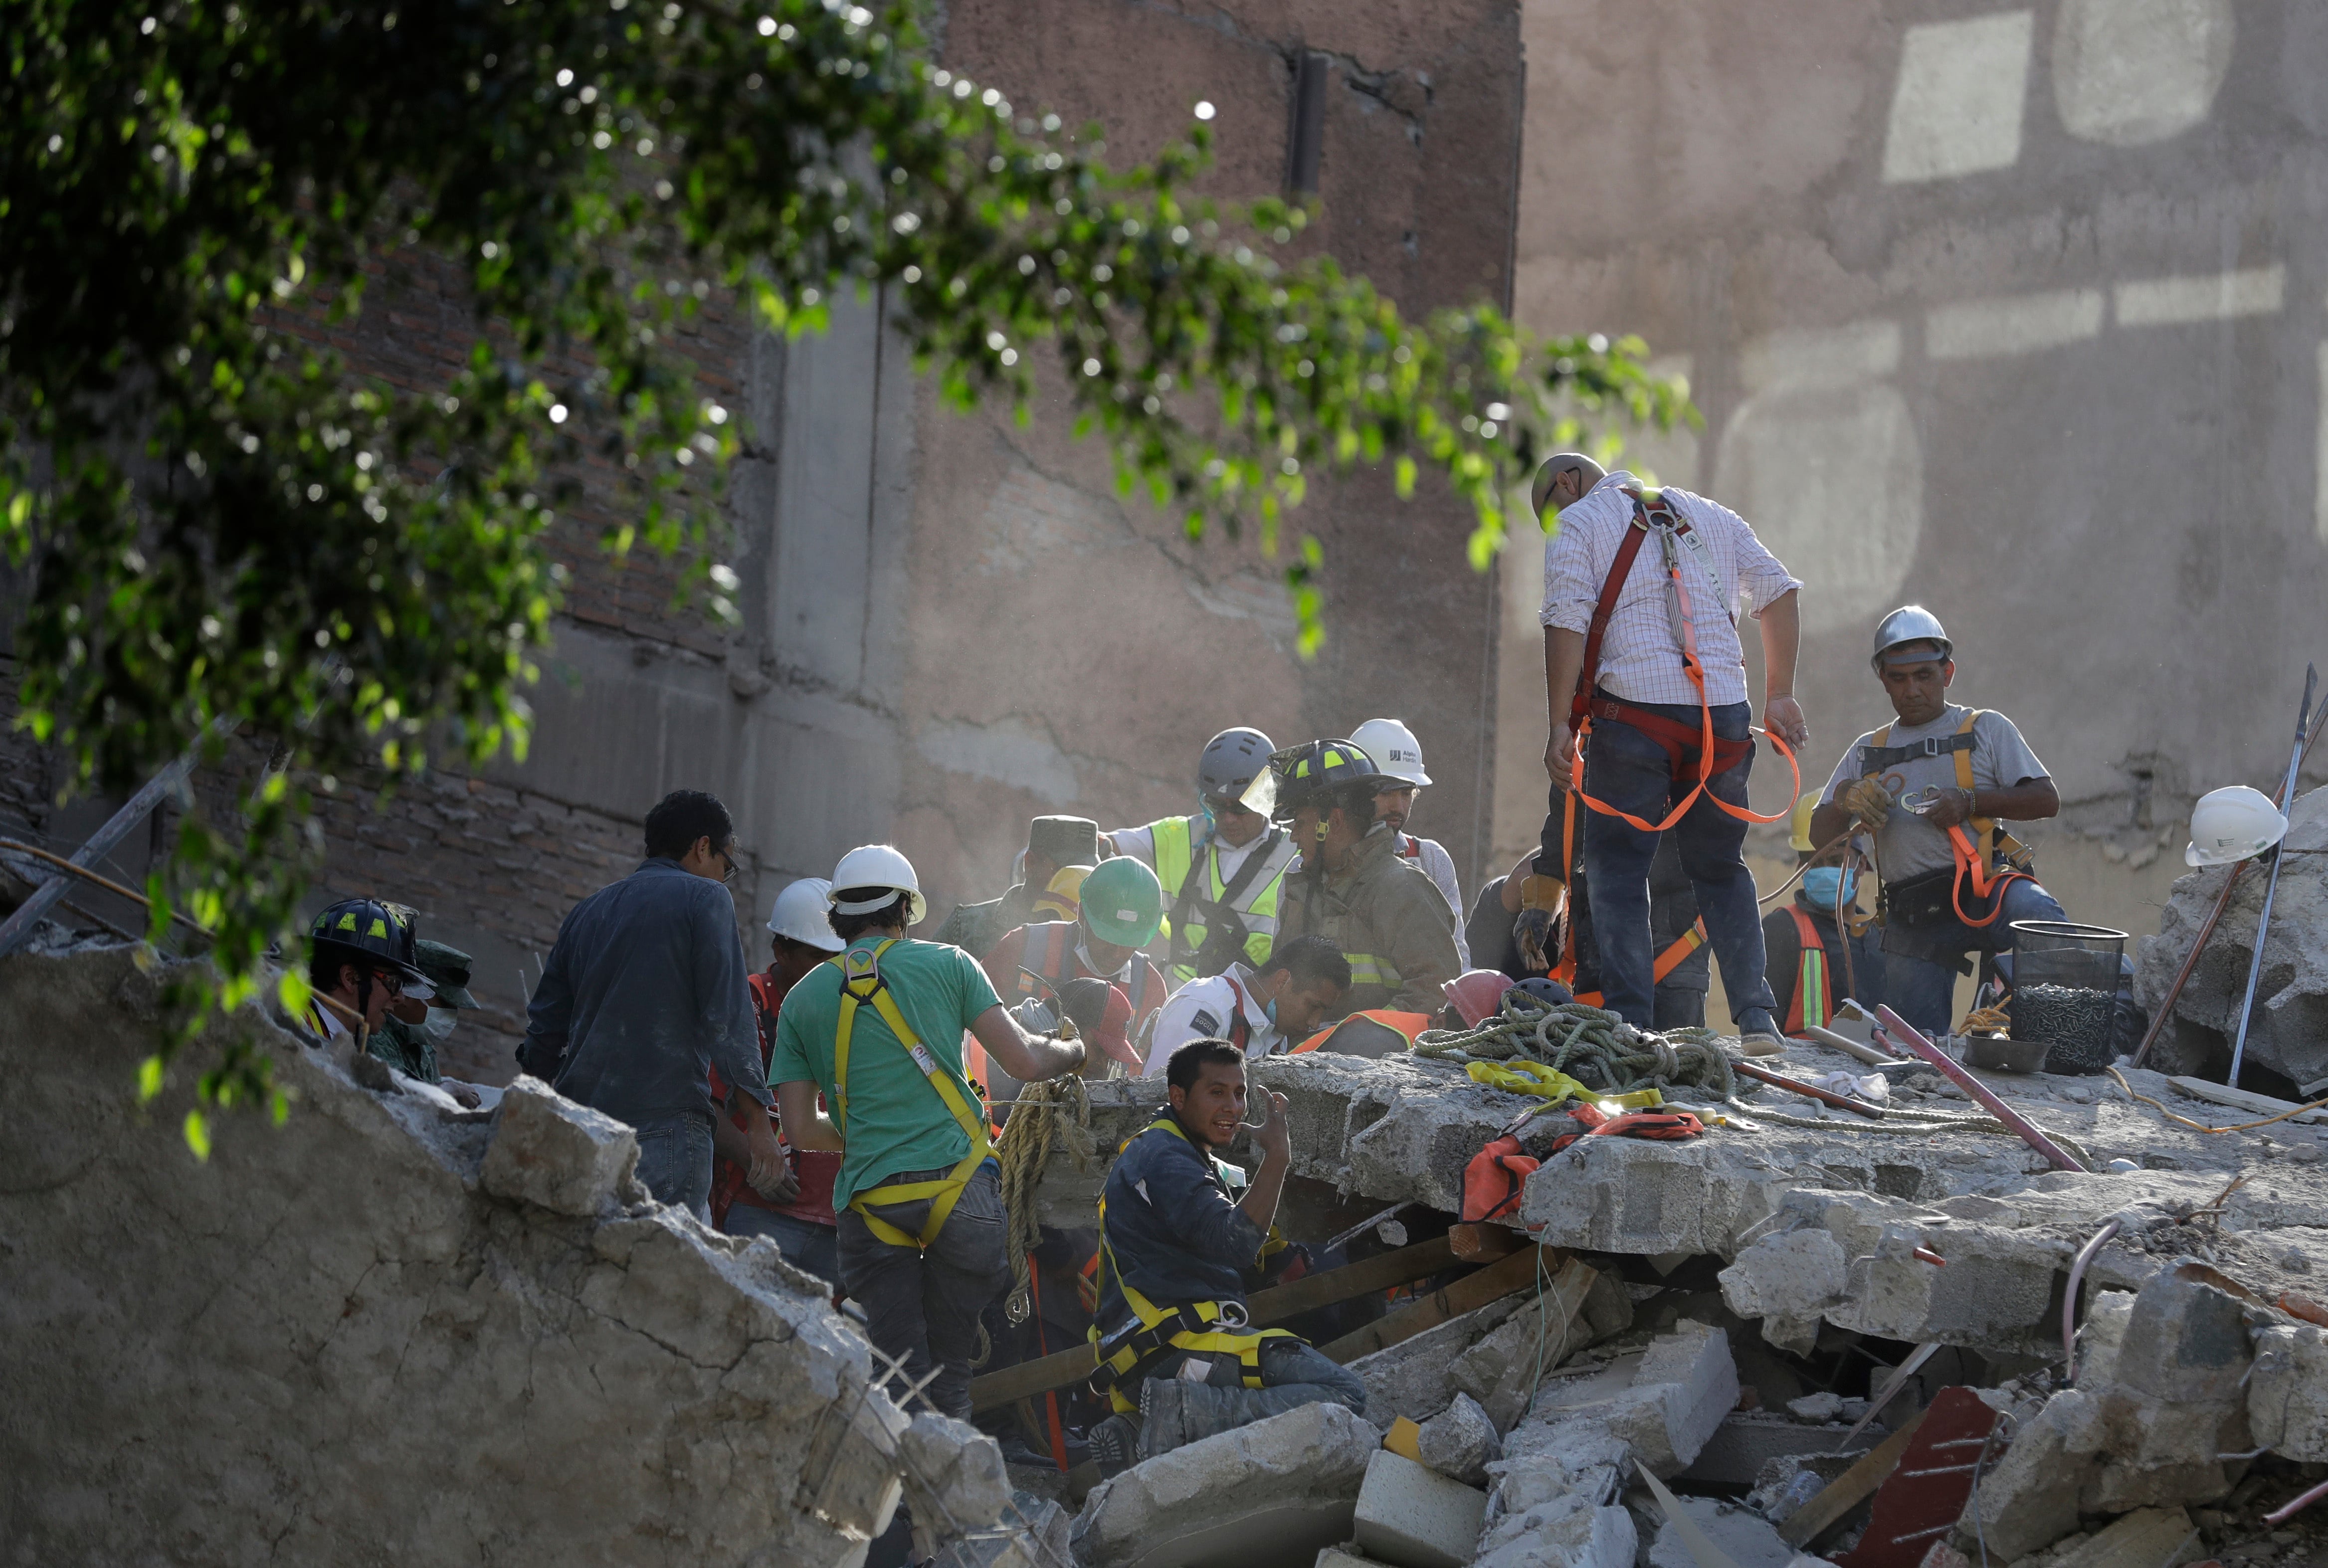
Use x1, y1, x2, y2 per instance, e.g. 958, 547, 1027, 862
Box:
1531, 452, 1607, 519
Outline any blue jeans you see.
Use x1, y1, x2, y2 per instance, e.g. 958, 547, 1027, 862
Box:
633, 1113, 714, 1222
1581, 698, 1777, 1029
1885, 877, 2069, 1037
724, 1203, 840, 1284
1151, 1336, 1370, 1424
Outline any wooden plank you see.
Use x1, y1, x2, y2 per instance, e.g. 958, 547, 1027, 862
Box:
1319, 1244, 1566, 1366
2166, 1076, 2328, 1126
1449, 1223, 1525, 1262
1778, 1406, 1931, 1548
965, 1234, 1458, 1413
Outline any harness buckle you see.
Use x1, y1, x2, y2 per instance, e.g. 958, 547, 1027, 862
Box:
1213, 1300, 1250, 1331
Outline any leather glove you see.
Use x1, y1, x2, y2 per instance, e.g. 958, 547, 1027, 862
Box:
1840, 777, 1893, 827
1514, 907, 1558, 975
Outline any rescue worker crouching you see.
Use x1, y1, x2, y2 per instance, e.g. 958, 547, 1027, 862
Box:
1140, 933, 1352, 1073
1761, 847, 1886, 1034
1111, 727, 1297, 985
768, 844, 1087, 1419
1273, 739, 1465, 1022
1806, 607, 2065, 1038
1085, 1038, 1367, 1474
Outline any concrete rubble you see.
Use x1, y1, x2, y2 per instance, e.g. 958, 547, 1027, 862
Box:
0, 946, 1004, 1566
1068, 1400, 1379, 1568
2135, 785, 2328, 1090
13, 928, 2328, 1568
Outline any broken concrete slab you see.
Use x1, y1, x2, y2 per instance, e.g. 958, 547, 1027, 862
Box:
1645, 1495, 1798, 1568
1351, 1296, 1525, 1428
1448, 1257, 1621, 1432
2248, 1323, 2328, 1462
1352, 1448, 1490, 1568
1069, 1400, 1380, 1568
478, 1074, 641, 1215
2048, 1507, 2202, 1568
1615, 1322, 1742, 1477
0, 946, 940, 1565
931, 1489, 1072, 1568
1721, 1230, 1850, 1355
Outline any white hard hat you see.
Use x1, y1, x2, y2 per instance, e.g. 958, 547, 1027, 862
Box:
768, 877, 844, 951
828, 844, 929, 927
1350, 718, 1432, 787
2185, 785, 2288, 867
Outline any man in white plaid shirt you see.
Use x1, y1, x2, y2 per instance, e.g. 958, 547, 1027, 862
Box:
1535, 453, 1811, 1043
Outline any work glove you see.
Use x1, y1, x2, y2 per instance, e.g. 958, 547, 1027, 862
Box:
1512, 874, 1563, 974
1840, 777, 1893, 827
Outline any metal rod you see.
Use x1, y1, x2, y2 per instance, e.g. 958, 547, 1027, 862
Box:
2230, 663, 2316, 1084
2062, 1217, 2123, 1382
0, 720, 227, 960
0, 838, 213, 936
1873, 1006, 2088, 1171
1732, 1058, 1885, 1117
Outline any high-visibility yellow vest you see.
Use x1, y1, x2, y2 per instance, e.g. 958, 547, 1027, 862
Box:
1149, 816, 1296, 984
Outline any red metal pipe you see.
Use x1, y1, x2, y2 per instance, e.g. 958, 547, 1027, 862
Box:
1873, 1006, 2089, 1173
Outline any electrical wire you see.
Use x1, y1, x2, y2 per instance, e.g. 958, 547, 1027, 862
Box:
2105, 1066, 2328, 1134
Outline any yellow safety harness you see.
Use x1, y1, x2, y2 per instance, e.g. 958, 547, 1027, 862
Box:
1089, 1115, 1298, 1414
831, 939, 995, 1249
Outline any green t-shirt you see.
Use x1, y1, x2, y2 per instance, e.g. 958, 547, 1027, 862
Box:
768, 937, 1003, 1212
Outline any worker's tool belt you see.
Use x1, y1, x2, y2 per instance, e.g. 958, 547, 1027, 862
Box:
1586, 694, 1754, 781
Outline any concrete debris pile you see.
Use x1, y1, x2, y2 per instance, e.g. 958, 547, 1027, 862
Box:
0, 945, 1014, 1566
2136, 784, 2328, 1089
11, 940, 2328, 1568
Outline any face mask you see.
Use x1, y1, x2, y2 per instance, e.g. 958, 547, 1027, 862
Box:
422, 1006, 460, 1043
1263, 995, 1280, 1029
1802, 866, 1856, 912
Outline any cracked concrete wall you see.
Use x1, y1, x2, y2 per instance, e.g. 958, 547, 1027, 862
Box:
1499, 0, 2328, 945
0, 946, 927, 1565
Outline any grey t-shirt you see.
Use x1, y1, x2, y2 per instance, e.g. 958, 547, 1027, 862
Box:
1819, 705, 2050, 883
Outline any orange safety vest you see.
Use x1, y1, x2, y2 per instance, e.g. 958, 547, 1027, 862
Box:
1289, 1009, 1434, 1059
1780, 906, 1831, 1036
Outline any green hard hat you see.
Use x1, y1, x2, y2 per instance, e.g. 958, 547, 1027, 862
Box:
1079, 855, 1164, 949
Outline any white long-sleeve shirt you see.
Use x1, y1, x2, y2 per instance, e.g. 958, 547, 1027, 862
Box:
1141, 966, 1281, 1075
1396, 834, 1471, 969
1540, 471, 1801, 707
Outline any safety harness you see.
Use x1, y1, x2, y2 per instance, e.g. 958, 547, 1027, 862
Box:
1554, 487, 1801, 982
1570, 918, 1708, 1009
830, 940, 995, 1249
1089, 1115, 1297, 1413
1859, 710, 2035, 929
1161, 821, 1290, 982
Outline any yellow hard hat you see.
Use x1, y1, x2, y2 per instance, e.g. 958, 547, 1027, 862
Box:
1788, 798, 1818, 853
1030, 865, 1090, 923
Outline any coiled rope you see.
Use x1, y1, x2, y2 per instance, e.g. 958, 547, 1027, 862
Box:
1415, 991, 1737, 1102
990, 1073, 1097, 1325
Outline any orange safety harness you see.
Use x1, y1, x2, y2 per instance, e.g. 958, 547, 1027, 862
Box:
1858, 711, 2036, 931
1552, 487, 1801, 983
1570, 918, 1707, 1008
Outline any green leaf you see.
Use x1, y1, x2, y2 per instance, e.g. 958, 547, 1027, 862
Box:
183, 1109, 212, 1162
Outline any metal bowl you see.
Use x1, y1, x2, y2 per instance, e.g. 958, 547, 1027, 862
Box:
1965, 1034, 2049, 1074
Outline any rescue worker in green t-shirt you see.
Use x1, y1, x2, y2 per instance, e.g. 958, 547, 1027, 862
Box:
1110, 728, 1298, 985
769, 844, 1087, 1419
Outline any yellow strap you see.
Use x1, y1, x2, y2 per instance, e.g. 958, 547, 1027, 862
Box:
1952, 709, 1998, 872
828, 939, 995, 1249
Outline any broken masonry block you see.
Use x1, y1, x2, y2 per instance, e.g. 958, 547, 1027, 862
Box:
1609, 1322, 1741, 1478
1474, 1499, 1637, 1568
1720, 1230, 1850, 1329
1449, 1258, 1609, 1433
1416, 1392, 1503, 1488
1953, 1389, 2097, 1562
2248, 1323, 2328, 1462
1069, 1401, 1379, 1568
899, 1410, 1012, 1539
1352, 1296, 1526, 1428
1644, 1494, 1798, 1568
479, 1076, 640, 1216
2046, 1507, 2203, 1568
926, 1489, 1071, 1568
1787, 1392, 1846, 1424
1352, 1448, 1491, 1568
1681, 1414, 1877, 1490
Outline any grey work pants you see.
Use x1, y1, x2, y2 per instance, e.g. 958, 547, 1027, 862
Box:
836, 1160, 1010, 1421
1149, 1336, 1370, 1429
